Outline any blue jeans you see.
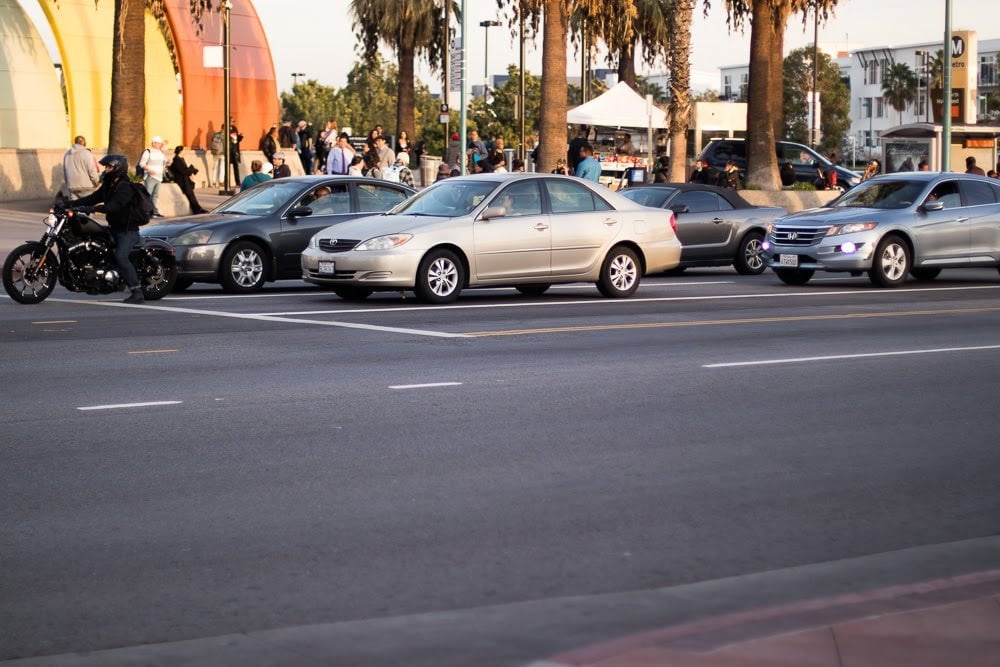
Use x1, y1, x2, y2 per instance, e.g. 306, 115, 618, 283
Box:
113, 229, 140, 289
144, 176, 161, 215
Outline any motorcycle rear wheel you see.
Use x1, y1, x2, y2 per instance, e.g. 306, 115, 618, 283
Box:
3, 243, 58, 304
139, 253, 177, 300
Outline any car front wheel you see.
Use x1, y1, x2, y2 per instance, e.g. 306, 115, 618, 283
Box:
597, 245, 640, 298
220, 241, 267, 293
415, 249, 463, 303
734, 231, 766, 275
868, 235, 910, 287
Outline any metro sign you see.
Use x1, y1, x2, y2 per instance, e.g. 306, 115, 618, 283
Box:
951, 36, 965, 58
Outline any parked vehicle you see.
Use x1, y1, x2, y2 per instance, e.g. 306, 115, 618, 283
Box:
620, 183, 786, 274
140, 176, 414, 292
698, 139, 861, 189
3, 207, 175, 304
763, 172, 1000, 287
301, 173, 682, 303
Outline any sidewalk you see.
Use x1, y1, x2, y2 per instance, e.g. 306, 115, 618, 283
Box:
532, 569, 1000, 667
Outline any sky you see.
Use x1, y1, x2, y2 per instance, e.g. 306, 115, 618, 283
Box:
17, 0, 1000, 94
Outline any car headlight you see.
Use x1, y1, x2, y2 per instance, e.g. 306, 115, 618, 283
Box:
355, 234, 413, 251
825, 222, 876, 236
172, 229, 214, 246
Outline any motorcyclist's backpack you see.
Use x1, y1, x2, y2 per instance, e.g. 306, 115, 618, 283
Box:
383, 165, 402, 183
128, 182, 155, 226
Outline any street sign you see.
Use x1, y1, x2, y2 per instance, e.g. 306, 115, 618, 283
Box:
439, 103, 449, 124
449, 48, 463, 93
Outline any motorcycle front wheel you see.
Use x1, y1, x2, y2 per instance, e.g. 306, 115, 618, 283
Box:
3, 243, 58, 304
139, 252, 177, 301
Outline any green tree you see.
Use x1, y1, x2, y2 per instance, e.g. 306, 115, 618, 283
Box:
468, 65, 543, 148
666, 0, 695, 181
881, 62, 918, 125
280, 80, 345, 133
349, 0, 455, 141
783, 47, 851, 154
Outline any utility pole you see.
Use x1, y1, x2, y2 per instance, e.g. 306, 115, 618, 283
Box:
519, 9, 526, 161
220, 0, 233, 196
942, 0, 953, 172
810, 1, 819, 148
459, 0, 468, 175
444, 0, 451, 161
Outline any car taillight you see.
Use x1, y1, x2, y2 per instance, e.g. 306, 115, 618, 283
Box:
668, 211, 677, 234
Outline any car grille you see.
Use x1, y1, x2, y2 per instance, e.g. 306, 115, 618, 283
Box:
770, 225, 829, 246
317, 238, 360, 253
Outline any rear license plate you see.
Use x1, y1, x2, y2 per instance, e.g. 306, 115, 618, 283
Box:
779, 254, 799, 268
318, 261, 335, 274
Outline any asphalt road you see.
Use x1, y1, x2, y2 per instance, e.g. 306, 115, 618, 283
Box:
3, 269, 1000, 665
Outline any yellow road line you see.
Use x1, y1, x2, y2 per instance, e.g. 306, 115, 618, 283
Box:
127, 349, 179, 355
465, 306, 1000, 337
32, 320, 77, 325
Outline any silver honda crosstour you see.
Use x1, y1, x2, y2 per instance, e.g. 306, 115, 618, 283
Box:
301, 173, 682, 302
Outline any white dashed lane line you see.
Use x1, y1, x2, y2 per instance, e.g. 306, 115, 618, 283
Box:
704, 344, 1000, 368
389, 382, 463, 390
77, 401, 184, 411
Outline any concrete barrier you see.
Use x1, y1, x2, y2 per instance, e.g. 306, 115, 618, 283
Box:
739, 189, 841, 213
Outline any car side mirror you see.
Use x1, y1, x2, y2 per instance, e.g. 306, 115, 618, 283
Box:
922, 200, 945, 212
669, 204, 689, 214
481, 206, 507, 220
288, 206, 312, 218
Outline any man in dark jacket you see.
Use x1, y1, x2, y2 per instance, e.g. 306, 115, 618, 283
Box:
70, 154, 145, 304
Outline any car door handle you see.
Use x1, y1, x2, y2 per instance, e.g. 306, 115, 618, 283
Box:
603, 218, 619, 226
712, 217, 724, 223
956, 217, 970, 223
534, 223, 549, 231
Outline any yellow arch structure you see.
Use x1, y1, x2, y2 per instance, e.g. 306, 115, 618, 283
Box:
36, 0, 181, 149
0, 0, 67, 148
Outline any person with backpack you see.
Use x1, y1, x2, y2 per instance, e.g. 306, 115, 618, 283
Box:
383, 152, 414, 186
68, 154, 149, 304
138, 136, 167, 217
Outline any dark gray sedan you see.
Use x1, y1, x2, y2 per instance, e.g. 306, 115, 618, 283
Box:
763, 172, 1000, 287
620, 183, 787, 274
141, 176, 414, 292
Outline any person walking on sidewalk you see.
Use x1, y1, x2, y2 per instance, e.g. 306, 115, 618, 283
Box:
62, 136, 100, 200
69, 155, 146, 304
168, 146, 209, 214
138, 136, 168, 217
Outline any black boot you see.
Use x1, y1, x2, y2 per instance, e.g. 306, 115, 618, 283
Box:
123, 286, 144, 304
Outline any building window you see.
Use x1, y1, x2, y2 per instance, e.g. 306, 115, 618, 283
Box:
864, 130, 873, 148
723, 75, 732, 99
876, 97, 885, 118
981, 55, 997, 86
864, 97, 873, 117
917, 92, 927, 118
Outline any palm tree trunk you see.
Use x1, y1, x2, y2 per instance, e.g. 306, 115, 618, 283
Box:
771, 29, 785, 139
539, 0, 568, 173
108, 0, 145, 163
617, 42, 637, 88
667, 0, 693, 182
745, 1, 780, 190
397, 44, 416, 142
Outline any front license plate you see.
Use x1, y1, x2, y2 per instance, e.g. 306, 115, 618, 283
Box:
318, 261, 335, 274
779, 254, 799, 268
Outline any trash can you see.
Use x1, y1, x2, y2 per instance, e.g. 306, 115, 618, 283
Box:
419, 155, 442, 188
503, 148, 516, 171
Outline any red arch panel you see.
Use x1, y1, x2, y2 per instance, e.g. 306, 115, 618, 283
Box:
164, 0, 279, 148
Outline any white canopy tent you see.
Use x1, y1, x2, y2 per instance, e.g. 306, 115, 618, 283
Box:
566, 81, 668, 129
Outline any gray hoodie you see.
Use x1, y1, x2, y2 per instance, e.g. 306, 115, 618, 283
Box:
63, 143, 100, 194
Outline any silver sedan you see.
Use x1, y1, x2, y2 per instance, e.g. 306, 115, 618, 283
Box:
763, 172, 1000, 286
301, 173, 682, 302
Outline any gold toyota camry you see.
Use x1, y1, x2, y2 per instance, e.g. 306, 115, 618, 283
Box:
301, 173, 681, 303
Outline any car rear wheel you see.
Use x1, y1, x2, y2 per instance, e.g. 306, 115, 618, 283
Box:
515, 284, 551, 296
910, 267, 941, 281
773, 268, 814, 285
868, 235, 910, 287
220, 241, 267, 293
415, 249, 463, 303
734, 231, 766, 275
597, 245, 640, 298
333, 286, 373, 301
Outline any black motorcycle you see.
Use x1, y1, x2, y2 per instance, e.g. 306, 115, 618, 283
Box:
2, 207, 177, 304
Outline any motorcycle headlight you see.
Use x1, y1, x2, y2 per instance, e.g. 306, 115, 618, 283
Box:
44, 213, 57, 228
826, 222, 876, 236
355, 234, 413, 251
172, 229, 214, 246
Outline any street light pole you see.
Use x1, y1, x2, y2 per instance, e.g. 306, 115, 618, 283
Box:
291, 72, 305, 88
810, 1, 819, 148
220, 0, 233, 196
519, 10, 526, 161
942, 0, 953, 172
479, 20, 500, 99
459, 0, 468, 175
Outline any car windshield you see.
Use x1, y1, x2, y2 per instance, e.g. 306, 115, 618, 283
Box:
830, 180, 926, 210
214, 181, 305, 216
392, 180, 498, 217
621, 187, 676, 208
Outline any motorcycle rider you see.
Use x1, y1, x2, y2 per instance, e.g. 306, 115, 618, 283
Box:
70, 154, 145, 304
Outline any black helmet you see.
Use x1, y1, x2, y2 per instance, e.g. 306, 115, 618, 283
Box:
98, 154, 128, 181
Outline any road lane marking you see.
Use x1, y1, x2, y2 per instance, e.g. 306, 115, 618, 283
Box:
389, 382, 463, 390
127, 349, 178, 355
263, 284, 1000, 317
465, 306, 1000, 337
32, 320, 77, 324
704, 344, 1000, 368
77, 401, 183, 411
46, 298, 466, 339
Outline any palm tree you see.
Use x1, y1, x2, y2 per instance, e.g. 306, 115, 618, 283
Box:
882, 62, 918, 125
713, 0, 841, 190
108, 0, 145, 160
349, 0, 454, 142
666, 0, 694, 182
